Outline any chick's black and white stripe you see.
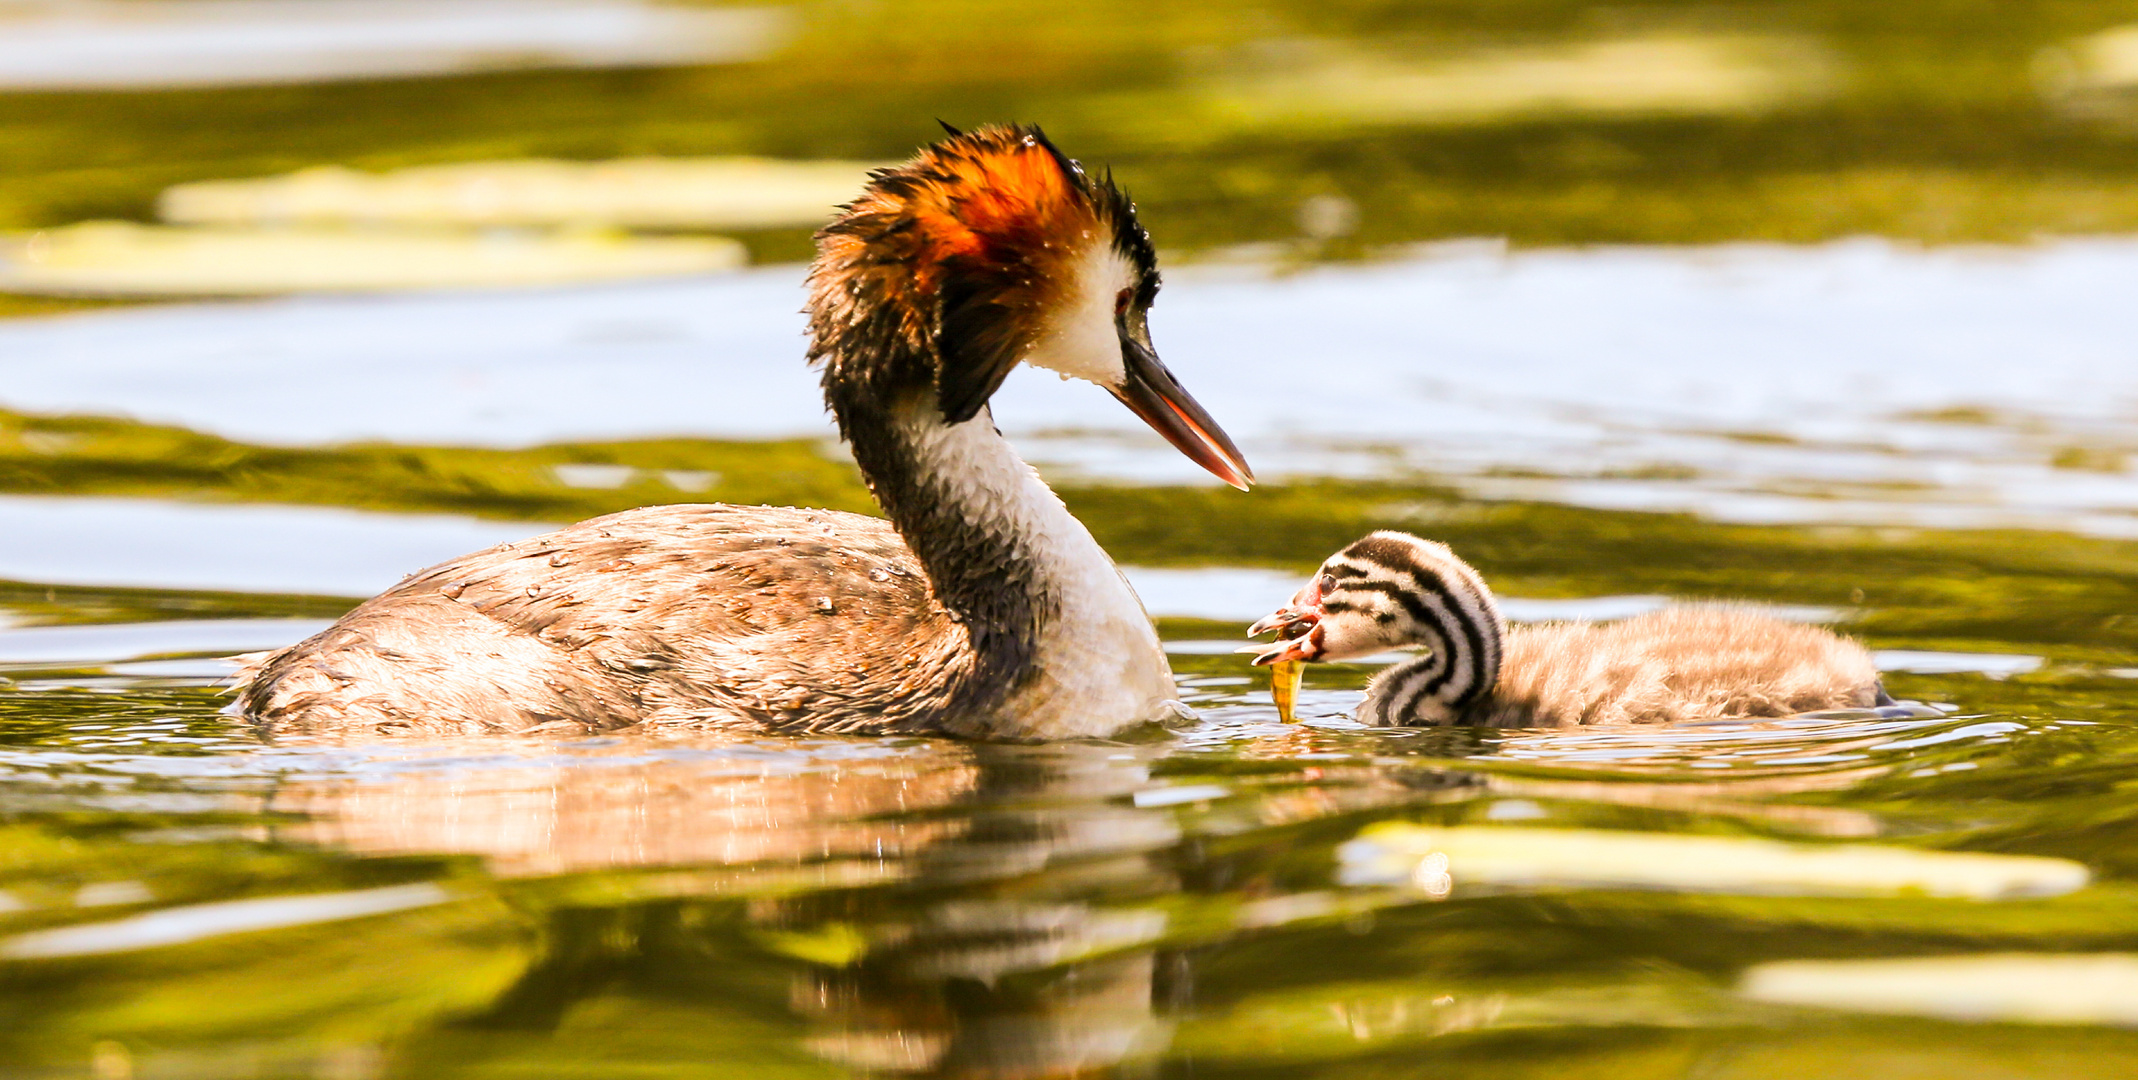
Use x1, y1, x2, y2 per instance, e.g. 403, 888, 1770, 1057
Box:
1267, 530, 1888, 727
1321, 531, 1504, 724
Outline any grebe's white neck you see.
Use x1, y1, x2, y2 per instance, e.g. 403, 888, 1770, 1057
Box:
887, 401, 1178, 739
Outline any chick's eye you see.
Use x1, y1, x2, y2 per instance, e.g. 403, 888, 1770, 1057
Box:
1319, 573, 1336, 594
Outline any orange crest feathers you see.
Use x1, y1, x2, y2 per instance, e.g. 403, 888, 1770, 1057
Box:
835, 124, 1099, 280
810, 124, 1156, 425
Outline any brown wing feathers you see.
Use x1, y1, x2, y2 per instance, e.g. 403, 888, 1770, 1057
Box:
237, 505, 976, 737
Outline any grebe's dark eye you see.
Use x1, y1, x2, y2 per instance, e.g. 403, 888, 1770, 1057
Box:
1114, 288, 1132, 316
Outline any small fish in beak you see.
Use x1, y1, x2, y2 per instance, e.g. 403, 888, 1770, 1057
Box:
1247, 576, 1327, 722
1268, 655, 1305, 724
1233, 628, 1307, 722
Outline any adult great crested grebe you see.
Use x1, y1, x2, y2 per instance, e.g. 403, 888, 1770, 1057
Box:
1249, 531, 1887, 726
234, 124, 1254, 741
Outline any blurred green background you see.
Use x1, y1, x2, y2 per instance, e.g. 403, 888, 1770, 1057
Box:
11, 0, 2138, 289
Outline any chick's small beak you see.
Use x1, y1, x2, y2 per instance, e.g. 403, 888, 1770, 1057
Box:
1247, 577, 1324, 666
1250, 620, 1323, 667
1111, 332, 1254, 491
1247, 578, 1322, 639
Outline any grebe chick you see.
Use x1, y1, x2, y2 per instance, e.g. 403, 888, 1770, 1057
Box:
1248, 531, 1885, 727
235, 124, 1255, 742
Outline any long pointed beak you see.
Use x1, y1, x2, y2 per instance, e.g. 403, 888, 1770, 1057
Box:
1110, 337, 1254, 491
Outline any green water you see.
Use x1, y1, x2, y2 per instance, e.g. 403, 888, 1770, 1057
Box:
9, 0, 2138, 1075
3, 451, 2138, 1077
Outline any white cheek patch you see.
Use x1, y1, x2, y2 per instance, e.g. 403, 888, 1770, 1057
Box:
1020, 240, 1133, 387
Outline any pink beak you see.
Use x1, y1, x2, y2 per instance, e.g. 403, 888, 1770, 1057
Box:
1246, 576, 1325, 666
1247, 577, 1321, 638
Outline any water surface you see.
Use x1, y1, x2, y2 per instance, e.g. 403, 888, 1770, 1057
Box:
3, 579, 2137, 1078
9, 4, 2138, 1066
4, 239, 2138, 1077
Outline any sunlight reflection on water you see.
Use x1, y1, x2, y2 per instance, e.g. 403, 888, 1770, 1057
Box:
3, 240, 2136, 533
3, 240, 2138, 1077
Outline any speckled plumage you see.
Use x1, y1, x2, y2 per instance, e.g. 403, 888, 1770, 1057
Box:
235, 125, 1247, 741
1253, 531, 1884, 727
234, 505, 987, 737
1417, 605, 1884, 727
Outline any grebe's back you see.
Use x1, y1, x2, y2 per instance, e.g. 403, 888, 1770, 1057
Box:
237, 505, 966, 738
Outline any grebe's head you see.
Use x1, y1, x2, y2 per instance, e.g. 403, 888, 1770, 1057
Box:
1248, 531, 1506, 673
808, 123, 1253, 490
